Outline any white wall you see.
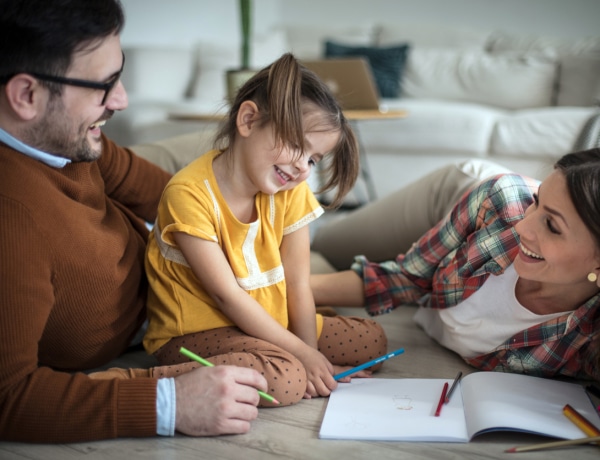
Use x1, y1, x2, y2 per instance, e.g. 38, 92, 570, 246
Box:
281, 0, 600, 39
120, 0, 600, 47
120, 0, 282, 47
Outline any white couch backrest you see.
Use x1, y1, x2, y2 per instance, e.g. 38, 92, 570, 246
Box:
487, 31, 600, 107
402, 49, 558, 109
376, 23, 492, 49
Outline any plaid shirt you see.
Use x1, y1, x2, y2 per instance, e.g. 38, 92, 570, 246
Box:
352, 174, 600, 380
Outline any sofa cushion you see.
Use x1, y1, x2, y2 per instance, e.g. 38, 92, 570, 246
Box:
556, 55, 600, 107
121, 46, 194, 101
488, 31, 600, 56
324, 41, 409, 97
490, 107, 596, 157
357, 99, 501, 156
402, 49, 557, 109
487, 32, 600, 108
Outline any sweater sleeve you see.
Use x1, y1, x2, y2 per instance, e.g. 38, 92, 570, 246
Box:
0, 186, 158, 443
98, 135, 172, 224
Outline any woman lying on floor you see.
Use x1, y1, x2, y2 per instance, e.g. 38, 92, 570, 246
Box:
311, 152, 600, 381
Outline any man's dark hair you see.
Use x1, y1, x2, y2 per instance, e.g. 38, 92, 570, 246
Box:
0, 0, 125, 82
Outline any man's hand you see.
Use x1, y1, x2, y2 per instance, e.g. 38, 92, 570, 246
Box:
174, 365, 267, 436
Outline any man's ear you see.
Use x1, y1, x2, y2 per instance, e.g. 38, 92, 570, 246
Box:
3, 74, 46, 121
236, 100, 259, 138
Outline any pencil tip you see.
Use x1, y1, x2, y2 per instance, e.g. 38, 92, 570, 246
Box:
504, 447, 516, 453
273, 398, 280, 405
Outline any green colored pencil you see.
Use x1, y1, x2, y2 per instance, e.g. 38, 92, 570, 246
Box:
179, 346, 280, 405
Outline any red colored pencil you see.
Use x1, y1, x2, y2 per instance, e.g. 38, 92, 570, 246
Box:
434, 382, 448, 417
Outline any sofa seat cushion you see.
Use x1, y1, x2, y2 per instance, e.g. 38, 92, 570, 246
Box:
357, 99, 502, 156
490, 107, 596, 157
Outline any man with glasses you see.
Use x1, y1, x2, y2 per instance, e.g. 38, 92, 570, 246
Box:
0, 0, 267, 443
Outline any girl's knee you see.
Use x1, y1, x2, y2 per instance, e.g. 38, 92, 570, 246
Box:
257, 351, 307, 407
319, 316, 389, 367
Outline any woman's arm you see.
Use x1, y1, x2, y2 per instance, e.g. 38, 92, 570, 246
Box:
311, 271, 365, 307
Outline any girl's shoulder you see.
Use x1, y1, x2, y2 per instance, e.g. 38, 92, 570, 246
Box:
168, 150, 218, 185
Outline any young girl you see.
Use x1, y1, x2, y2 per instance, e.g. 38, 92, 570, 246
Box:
143, 53, 388, 406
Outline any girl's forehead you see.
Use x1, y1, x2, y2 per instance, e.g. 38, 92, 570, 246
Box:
302, 109, 335, 131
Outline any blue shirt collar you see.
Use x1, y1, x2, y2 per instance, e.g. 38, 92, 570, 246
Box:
0, 127, 71, 168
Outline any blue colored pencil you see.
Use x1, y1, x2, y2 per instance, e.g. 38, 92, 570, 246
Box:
333, 348, 405, 381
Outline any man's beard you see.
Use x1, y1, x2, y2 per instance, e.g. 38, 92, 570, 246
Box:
22, 95, 109, 163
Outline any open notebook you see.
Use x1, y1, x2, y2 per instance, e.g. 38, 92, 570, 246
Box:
302, 58, 382, 111
319, 372, 600, 442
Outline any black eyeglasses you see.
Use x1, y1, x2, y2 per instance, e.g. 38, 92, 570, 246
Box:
27, 52, 125, 106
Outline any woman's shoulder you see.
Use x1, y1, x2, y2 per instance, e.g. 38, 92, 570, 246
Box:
473, 173, 540, 219
481, 172, 539, 188
477, 172, 540, 199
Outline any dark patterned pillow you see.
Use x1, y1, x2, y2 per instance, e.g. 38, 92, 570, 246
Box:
324, 41, 410, 98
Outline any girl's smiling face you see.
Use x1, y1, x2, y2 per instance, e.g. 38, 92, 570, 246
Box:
513, 170, 600, 288
240, 104, 340, 196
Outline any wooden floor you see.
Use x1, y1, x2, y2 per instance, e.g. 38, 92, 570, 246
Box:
1, 306, 599, 460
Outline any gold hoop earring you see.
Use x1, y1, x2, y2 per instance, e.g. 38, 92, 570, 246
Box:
588, 272, 598, 283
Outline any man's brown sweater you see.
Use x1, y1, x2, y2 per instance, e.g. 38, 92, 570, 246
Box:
0, 135, 171, 442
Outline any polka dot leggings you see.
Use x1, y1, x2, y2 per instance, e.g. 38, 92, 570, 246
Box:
152, 314, 387, 407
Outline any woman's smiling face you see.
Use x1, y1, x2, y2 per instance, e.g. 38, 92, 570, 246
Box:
513, 170, 600, 287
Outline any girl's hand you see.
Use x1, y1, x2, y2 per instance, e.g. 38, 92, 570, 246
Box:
296, 347, 336, 399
